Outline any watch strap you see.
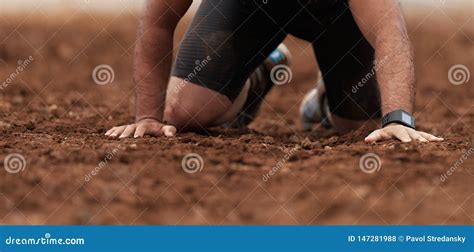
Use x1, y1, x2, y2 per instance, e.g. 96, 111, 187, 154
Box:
382, 109, 416, 129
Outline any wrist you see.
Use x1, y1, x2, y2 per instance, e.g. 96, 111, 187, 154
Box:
135, 115, 160, 123
135, 90, 165, 124
382, 109, 416, 129
135, 97, 163, 123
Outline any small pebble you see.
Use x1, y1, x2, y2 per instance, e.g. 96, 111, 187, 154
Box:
289, 135, 301, 143
0, 121, 11, 129
300, 137, 312, 150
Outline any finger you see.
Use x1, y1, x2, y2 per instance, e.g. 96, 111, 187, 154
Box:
134, 125, 146, 138
364, 131, 379, 143
419, 131, 444, 142
105, 127, 117, 136
162, 125, 177, 137
119, 125, 136, 139
390, 128, 412, 143
365, 130, 391, 143
417, 135, 428, 142
147, 124, 165, 137
134, 122, 167, 137
109, 126, 126, 138
407, 130, 428, 142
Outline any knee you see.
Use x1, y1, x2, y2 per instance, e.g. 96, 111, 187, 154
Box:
163, 101, 193, 130
164, 77, 234, 130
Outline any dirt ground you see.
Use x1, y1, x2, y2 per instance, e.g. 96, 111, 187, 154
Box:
0, 5, 472, 225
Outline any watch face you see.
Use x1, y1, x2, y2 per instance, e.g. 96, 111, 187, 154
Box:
401, 112, 412, 125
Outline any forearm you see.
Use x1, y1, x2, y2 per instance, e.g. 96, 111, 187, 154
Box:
349, 0, 415, 115
134, 0, 192, 122
134, 25, 174, 122
374, 7, 415, 115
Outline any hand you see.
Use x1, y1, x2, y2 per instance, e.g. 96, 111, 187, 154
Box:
365, 124, 444, 143
105, 118, 176, 139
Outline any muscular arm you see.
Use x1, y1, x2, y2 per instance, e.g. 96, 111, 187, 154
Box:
348, 0, 415, 115
349, 0, 443, 143
135, 0, 192, 122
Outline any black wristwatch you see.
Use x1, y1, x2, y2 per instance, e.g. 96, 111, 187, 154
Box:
382, 109, 416, 129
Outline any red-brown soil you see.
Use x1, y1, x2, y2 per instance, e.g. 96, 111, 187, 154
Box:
0, 6, 472, 224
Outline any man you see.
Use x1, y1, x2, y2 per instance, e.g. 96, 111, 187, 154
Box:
106, 0, 443, 143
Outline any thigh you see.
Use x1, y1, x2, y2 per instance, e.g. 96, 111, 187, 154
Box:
312, 0, 381, 120
171, 0, 287, 103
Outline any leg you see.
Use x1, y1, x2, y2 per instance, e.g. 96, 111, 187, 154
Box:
295, 0, 381, 133
163, 77, 250, 130
165, 44, 291, 130
313, 0, 381, 132
167, 0, 287, 131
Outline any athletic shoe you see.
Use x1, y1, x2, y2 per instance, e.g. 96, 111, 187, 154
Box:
299, 74, 332, 131
226, 44, 292, 129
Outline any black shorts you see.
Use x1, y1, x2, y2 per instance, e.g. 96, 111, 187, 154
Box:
172, 0, 381, 120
